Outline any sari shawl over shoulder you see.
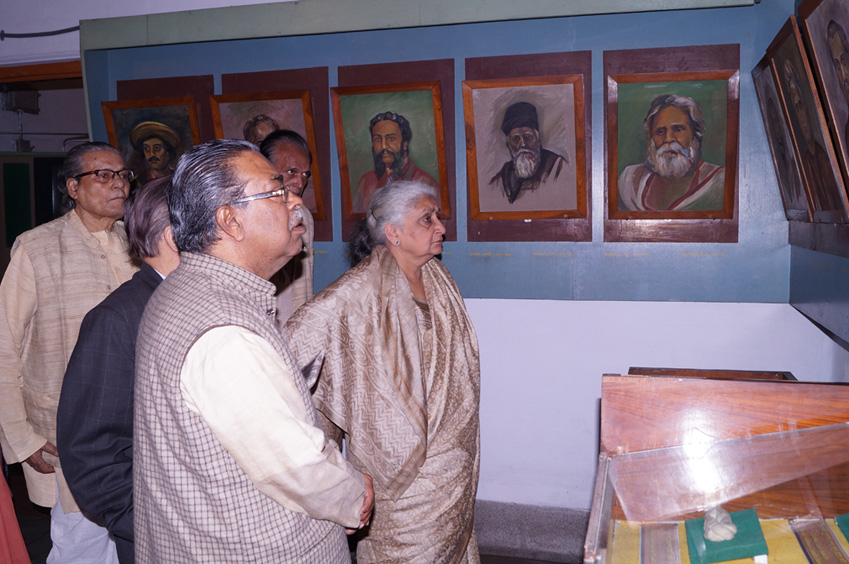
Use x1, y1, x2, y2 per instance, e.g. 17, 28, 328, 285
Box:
285, 246, 479, 502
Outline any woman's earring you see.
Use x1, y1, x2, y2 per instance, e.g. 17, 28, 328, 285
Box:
394, 240, 400, 245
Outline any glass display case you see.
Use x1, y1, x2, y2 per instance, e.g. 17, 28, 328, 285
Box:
584, 374, 849, 564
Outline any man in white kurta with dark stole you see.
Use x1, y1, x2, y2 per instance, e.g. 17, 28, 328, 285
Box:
287, 180, 481, 563
133, 139, 373, 563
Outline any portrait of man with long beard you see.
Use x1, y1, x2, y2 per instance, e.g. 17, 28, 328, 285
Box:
488, 102, 571, 207
466, 80, 580, 217
617, 94, 725, 212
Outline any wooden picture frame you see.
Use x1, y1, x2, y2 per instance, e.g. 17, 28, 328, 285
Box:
115, 76, 214, 143
462, 75, 587, 223
102, 96, 200, 187
604, 45, 740, 243
330, 81, 449, 222
767, 15, 849, 223
219, 67, 332, 241
752, 56, 813, 221
210, 90, 326, 220
464, 51, 592, 242
799, 0, 849, 205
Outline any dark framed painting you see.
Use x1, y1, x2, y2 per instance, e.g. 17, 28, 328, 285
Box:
330, 81, 449, 221
220, 67, 332, 241
800, 0, 849, 202
767, 15, 849, 223
462, 75, 587, 222
752, 56, 812, 221
604, 44, 740, 243
210, 90, 326, 220
102, 97, 200, 187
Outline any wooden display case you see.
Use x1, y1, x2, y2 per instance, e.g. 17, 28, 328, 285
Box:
584, 374, 849, 563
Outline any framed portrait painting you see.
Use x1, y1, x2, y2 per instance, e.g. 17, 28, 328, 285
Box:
464, 51, 592, 242
752, 56, 812, 221
331, 81, 449, 221
210, 90, 326, 220
462, 75, 587, 222
102, 97, 200, 187
604, 45, 740, 243
767, 15, 849, 223
800, 0, 849, 202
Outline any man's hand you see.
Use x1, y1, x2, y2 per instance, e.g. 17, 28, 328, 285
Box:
346, 473, 374, 535
24, 441, 58, 474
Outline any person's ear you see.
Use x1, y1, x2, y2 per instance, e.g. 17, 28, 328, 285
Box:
162, 225, 178, 253
384, 222, 400, 246
215, 205, 246, 242
66, 177, 79, 201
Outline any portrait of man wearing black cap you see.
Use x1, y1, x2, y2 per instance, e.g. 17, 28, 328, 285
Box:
129, 121, 181, 185
489, 101, 570, 205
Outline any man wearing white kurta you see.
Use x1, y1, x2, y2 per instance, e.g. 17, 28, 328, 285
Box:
0, 142, 137, 564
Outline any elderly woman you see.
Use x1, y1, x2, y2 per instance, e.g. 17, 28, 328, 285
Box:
286, 181, 480, 563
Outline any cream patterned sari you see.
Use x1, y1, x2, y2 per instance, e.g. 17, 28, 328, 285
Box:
286, 245, 480, 563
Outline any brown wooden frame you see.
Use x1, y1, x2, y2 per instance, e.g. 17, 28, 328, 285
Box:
0, 60, 81, 83
102, 96, 200, 184
767, 16, 849, 223
462, 75, 587, 223
210, 90, 326, 221
627, 366, 796, 380
752, 56, 813, 222
604, 45, 740, 243
220, 67, 332, 241
799, 0, 849, 204
464, 51, 592, 243
330, 81, 450, 222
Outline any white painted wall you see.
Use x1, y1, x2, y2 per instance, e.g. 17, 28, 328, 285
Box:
469, 299, 849, 509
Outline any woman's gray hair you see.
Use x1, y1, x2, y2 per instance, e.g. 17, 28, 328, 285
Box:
348, 180, 439, 266
167, 138, 257, 253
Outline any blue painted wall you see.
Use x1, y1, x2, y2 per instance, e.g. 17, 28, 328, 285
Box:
84, 0, 795, 302
790, 246, 849, 343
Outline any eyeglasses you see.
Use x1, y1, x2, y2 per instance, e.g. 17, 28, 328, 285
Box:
226, 186, 289, 206
74, 169, 135, 183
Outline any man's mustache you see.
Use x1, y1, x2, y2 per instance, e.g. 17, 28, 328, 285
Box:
288, 206, 304, 231
147, 156, 160, 164
656, 142, 691, 158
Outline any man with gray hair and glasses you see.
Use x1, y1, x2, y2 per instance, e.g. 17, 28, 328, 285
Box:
133, 139, 373, 563
0, 141, 137, 563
